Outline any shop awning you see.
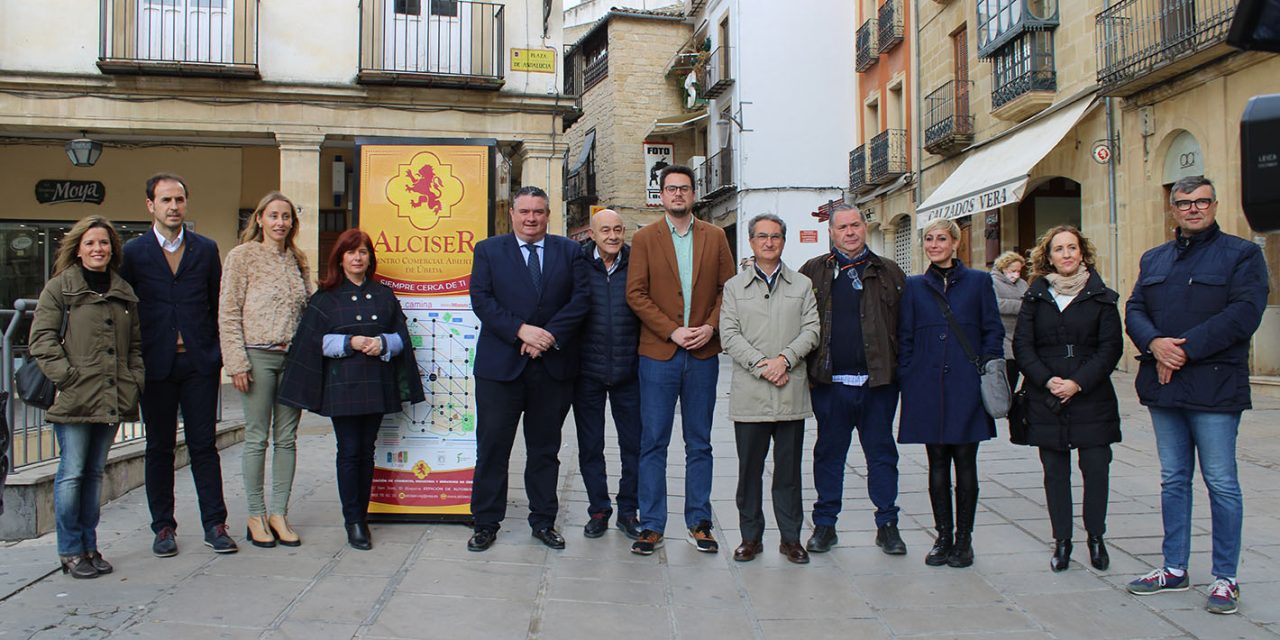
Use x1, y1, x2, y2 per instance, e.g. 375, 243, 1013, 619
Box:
916, 96, 1097, 228
649, 109, 707, 134
568, 130, 595, 175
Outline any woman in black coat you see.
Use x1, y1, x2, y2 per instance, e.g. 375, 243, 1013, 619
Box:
279, 229, 424, 551
1013, 225, 1122, 573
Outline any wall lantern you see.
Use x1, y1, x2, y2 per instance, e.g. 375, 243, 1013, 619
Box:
65, 135, 103, 168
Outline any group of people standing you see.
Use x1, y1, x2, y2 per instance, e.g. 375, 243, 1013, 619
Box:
467, 169, 1267, 618
31, 166, 1268, 617
32, 173, 422, 579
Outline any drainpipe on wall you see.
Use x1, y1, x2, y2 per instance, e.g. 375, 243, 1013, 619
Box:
1103, 0, 1121, 289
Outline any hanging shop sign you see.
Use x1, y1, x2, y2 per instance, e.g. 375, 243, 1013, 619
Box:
644, 142, 675, 206
354, 137, 496, 522
35, 180, 105, 205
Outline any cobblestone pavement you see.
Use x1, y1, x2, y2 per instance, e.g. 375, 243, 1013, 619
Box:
3, 360, 1279, 639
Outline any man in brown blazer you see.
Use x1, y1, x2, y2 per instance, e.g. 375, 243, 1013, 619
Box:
625, 164, 736, 555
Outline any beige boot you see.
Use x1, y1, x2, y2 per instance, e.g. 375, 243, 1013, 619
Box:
246, 515, 276, 548
268, 514, 301, 547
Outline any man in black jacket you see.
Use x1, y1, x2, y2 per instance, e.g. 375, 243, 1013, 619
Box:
121, 173, 236, 557
572, 209, 643, 540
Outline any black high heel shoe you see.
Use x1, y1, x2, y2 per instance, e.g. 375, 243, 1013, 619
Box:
1050, 539, 1072, 572
1087, 535, 1109, 571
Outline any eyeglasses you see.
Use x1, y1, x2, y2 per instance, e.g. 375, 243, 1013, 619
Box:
751, 233, 784, 242
1173, 198, 1214, 211
662, 185, 692, 194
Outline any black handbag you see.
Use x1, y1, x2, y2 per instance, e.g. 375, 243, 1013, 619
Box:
15, 305, 69, 411
1007, 385, 1030, 445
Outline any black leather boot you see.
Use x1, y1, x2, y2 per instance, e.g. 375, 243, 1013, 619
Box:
1087, 535, 1109, 571
346, 522, 372, 550
926, 529, 953, 567
1050, 539, 1072, 572
948, 532, 974, 568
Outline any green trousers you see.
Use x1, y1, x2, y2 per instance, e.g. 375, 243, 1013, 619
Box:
240, 349, 301, 516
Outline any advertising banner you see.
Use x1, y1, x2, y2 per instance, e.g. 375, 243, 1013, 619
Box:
644, 142, 674, 206
354, 138, 494, 520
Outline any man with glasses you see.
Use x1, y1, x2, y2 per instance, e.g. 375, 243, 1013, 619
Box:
719, 213, 819, 564
798, 204, 908, 556
625, 165, 736, 556
1124, 175, 1269, 614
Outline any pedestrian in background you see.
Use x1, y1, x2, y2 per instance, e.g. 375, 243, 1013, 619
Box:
897, 218, 1003, 569
219, 191, 314, 548
1013, 226, 1122, 573
30, 215, 143, 578
278, 229, 424, 551
991, 250, 1028, 389
719, 213, 819, 564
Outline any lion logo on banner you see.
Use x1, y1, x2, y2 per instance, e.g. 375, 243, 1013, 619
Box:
386, 152, 466, 231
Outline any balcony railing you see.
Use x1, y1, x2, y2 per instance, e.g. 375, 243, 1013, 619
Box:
358, 0, 504, 89
1096, 0, 1236, 96
992, 69, 1056, 110
564, 165, 597, 204
849, 145, 870, 194
868, 129, 908, 185
856, 19, 878, 72
877, 0, 904, 54
924, 80, 975, 156
697, 146, 735, 200
98, 0, 259, 77
583, 52, 608, 92
702, 47, 734, 98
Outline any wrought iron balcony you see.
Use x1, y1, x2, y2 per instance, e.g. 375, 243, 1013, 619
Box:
856, 19, 878, 72
97, 0, 259, 77
849, 145, 871, 195
1096, 0, 1236, 97
358, 0, 504, 89
924, 80, 975, 156
877, 0, 904, 54
992, 69, 1056, 110
697, 146, 735, 201
583, 51, 608, 92
868, 129, 908, 185
701, 47, 734, 98
564, 165, 597, 204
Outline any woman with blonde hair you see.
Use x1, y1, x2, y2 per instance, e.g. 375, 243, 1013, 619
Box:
897, 218, 1004, 568
29, 215, 143, 578
1013, 225, 1122, 572
219, 191, 313, 547
992, 251, 1029, 388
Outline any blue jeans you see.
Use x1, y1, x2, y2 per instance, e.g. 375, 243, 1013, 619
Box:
1149, 407, 1243, 579
810, 383, 901, 528
637, 351, 718, 533
53, 423, 119, 556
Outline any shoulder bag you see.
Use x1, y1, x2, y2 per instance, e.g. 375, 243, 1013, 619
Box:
927, 287, 1012, 419
15, 305, 69, 411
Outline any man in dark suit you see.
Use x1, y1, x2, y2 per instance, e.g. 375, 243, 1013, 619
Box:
467, 186, 589, 551
120, 173, 236, 557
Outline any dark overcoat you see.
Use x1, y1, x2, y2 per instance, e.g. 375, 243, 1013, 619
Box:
897, 261, 1004, 445
278, 278, 424, 417
1013, 270, 1123, 450
579, 243, 640, 387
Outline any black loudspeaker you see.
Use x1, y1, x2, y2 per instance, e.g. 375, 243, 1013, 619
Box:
1241, 94, 1280, 233
1228, 0, 1280, 52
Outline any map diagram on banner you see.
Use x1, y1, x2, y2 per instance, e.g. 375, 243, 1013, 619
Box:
403, 308, 479, 438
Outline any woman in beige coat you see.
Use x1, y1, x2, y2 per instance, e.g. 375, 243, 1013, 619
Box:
719, 214, 820, 564
219, 191, 313, 547
30, 215, 143, 578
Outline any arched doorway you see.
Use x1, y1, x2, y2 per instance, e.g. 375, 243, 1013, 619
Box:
1160, 130, 1204, 242
1017, 177, 1082, 253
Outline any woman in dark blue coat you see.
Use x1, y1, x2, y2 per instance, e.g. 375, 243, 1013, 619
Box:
1014, 226, 1122, 573
279, 229, 424, 551
898, 218, 1003, 569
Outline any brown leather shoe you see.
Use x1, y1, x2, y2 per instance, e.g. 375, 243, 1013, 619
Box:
733, 539, 764, 562
780, 541, 810, 564
268, 514, 301, 547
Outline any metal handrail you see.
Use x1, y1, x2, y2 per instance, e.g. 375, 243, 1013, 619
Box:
1096, 0, 1234, 89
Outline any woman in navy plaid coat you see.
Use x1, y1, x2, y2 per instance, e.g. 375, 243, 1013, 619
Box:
279, 230, 424, 551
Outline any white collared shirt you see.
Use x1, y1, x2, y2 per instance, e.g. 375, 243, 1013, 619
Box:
153, 225, 185, 254
594, 246, 620, 276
